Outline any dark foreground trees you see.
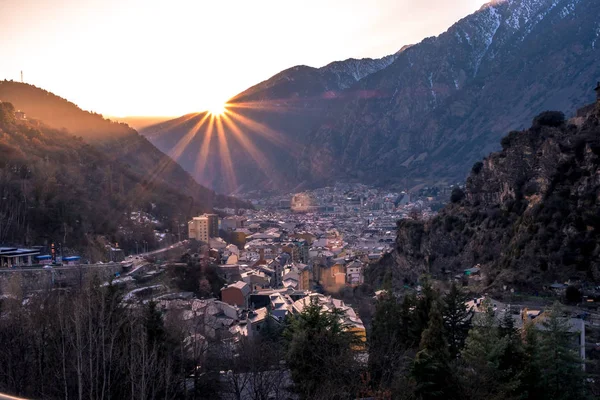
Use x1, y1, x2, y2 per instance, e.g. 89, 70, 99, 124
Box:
0, 279, 186, 400
283, 301, 364, 399
0, 278, 593, 400
367, 286, 591, 400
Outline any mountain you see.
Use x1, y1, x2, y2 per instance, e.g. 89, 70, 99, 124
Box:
0, 81, 247, 209
0, 101, 207, 260
108, 116, 174, 131
145, 0, 600, 193
304, 0, 600, 188
141, 55, 399, 193
373, 101, 600, 293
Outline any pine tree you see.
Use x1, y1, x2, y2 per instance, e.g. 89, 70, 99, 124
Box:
461, 300, 520, 400
411, 301, 454, 400
537, 303, 587, 400
284, 301, 361, 399
410, 280, 439, 348
520, 322, 544, 400
442, 282, 473, 358
369, 291, 404, 387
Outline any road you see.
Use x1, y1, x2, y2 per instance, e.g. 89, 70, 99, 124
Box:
0, 241, 188, 274
125, 240, 188, 275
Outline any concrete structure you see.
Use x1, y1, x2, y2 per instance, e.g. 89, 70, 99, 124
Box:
188, 214, 219, 242
221, 216, 246, 231
241, 270, 270, 290
205, 213, 219, 238
0, 264, 123, 294
230, 229, 250, 249
0, 247, 40, 267
188, 216, 210, 242
346, 260, 364, 285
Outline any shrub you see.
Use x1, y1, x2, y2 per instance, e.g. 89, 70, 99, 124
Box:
450, 188, 465, 203
500, 131, 521, 149
471, 161, 484, 175
533, 111, 565, 128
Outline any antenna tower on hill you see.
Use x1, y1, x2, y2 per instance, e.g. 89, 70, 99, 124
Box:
20, 71, 23, 83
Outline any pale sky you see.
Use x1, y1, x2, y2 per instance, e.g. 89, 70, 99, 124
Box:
0, 0, 489, 117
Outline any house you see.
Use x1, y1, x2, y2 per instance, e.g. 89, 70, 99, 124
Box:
269, 292, 295, 321
346, 260, 364, 285
221, 281, 250, 308
241, 269, 270, 290
230, 229, 250, 249
319, 261, 346, 291
221, 215, 247, 231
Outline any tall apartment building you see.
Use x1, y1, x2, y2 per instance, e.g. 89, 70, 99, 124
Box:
188, 216, 209, 242
188, 214, 219, 242
204, 214, 219, 238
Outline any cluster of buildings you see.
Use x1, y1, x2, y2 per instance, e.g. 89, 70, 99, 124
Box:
156, 288, 365, 348
174, 184, 455, 348
188, 184, 447, 294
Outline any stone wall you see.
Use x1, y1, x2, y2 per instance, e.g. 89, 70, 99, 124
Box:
0, 264, 124, 295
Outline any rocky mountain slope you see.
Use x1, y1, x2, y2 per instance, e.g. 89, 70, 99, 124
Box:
0, 81, 247, 209
380, 100, 600, 292
304, 0, 600, 188
141, 55, 399, 193
146, 0, 600, 193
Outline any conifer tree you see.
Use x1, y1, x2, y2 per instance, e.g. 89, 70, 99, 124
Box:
410, 280, 439, 348
520, 322, 544, 400
284, 301, 361, 399
369, 291, 404, 387
411, 301, 454, 400
442, 282, 473, 358
461, 300, 520, 400
537, 303, 587, 400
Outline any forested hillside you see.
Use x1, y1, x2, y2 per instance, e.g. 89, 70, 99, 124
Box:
0, 101, 219, 259
380, 102, 600, 293
0, 80, 247, 206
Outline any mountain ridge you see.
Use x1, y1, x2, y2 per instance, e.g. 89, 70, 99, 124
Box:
373, 100, 600, 293
142, 0, 600, 194
142, 52, 400, 193
0, 81, 247, 207
303, 0, 600, 188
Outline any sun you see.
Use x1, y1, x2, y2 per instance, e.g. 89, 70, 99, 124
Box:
207, 101, 227, 116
